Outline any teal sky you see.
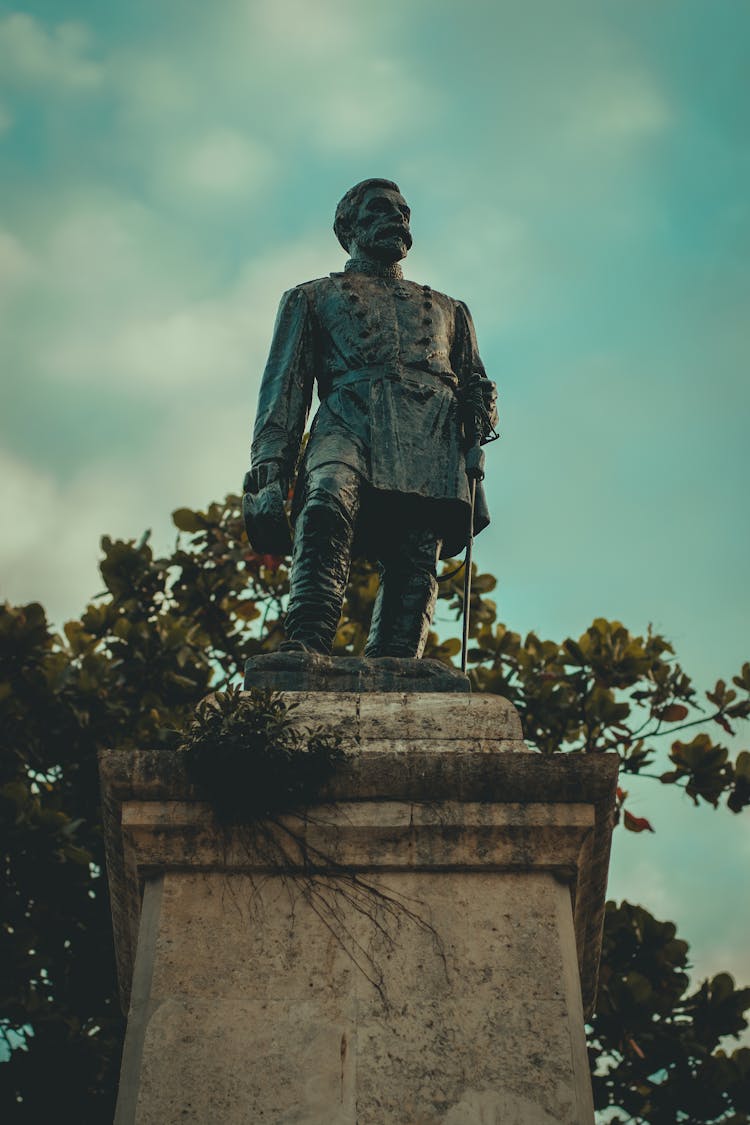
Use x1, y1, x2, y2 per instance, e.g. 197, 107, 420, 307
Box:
1, 0, 749, 1031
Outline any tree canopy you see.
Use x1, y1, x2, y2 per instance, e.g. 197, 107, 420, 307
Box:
2, 493, 749, 1123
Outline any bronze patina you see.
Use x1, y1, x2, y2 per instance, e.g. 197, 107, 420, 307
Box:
243, 178, 497, 658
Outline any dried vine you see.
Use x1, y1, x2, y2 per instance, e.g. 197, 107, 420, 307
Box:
182, 688, 446, 1004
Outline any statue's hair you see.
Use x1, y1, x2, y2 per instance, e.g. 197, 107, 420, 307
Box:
334, 178, 402, 252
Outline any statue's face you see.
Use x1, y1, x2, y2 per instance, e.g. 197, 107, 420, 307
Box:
352, 186, 412, 262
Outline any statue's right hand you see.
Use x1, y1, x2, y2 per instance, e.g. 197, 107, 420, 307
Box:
243, 461, 283, 495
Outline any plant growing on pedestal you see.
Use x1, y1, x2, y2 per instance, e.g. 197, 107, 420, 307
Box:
182, 686, 344, 823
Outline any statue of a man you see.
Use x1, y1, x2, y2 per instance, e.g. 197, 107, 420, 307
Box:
243, 178, 497, 658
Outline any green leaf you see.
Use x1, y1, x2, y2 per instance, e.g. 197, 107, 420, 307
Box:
659, 704, 689, 722
172, 508, 207, 533
735, 751, 750, 781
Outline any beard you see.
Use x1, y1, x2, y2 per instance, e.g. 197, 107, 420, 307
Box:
358, 225, 413, 263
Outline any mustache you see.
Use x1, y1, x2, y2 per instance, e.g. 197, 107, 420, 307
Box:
373, 222, 413, 248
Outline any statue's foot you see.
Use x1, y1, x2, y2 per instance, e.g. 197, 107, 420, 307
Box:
244, 650, 469, 692
278, 639, 320, 655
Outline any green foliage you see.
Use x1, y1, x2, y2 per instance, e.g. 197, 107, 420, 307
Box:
1, 491, 749, 1122
182, 688, 344, 823
591, 902, 750, 1123
432, 585, 750, 820
0, 603, 121, 1123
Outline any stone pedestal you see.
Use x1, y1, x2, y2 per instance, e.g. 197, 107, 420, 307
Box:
100, 692, 618, 1125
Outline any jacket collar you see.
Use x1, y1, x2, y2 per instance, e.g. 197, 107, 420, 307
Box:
343, 257, 404, 280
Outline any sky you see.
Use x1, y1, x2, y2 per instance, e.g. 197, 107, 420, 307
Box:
1, 0, 749, 1036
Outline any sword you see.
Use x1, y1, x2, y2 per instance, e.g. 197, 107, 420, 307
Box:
454, 305, 498, 675
461, 436, 485, 674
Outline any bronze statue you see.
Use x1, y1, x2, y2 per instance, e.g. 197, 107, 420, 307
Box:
243, 178, 497, 659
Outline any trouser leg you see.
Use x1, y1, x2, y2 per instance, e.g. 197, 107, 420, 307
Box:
283, 465, 362, 654
364, 527, 442, 658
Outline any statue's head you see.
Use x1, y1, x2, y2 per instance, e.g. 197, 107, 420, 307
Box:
334, 178, 412, 263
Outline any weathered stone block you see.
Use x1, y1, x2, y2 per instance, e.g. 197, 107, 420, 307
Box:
100, 691, 617, 1125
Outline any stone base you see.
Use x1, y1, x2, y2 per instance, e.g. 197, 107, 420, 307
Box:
244, 652, 470, 692
100, 692, 618, 1125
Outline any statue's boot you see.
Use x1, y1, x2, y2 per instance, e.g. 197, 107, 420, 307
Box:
283, 468, 360, 653
364, 529, 441, 658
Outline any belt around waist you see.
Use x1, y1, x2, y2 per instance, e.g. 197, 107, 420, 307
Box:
324, 367, 458, 395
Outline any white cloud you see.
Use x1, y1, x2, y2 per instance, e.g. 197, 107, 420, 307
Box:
308, 57, 428, 151
0, 12, 102, 89
0, 449, 58, 565
0, 394, 254, 628
167, 128, 276, 199
74, 232, 332, 391
566, 70, 671, 145
245, 0, 360, 58
0, 228, 37, 304
0, 185, 339, 625
0, 400, 242, 625
0, 449, 134, 624
112, 53, 190, 117
108, 1, 430, 160
0, 195, 335, 397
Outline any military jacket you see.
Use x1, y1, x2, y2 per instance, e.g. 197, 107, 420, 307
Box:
250, 266, 492, 556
